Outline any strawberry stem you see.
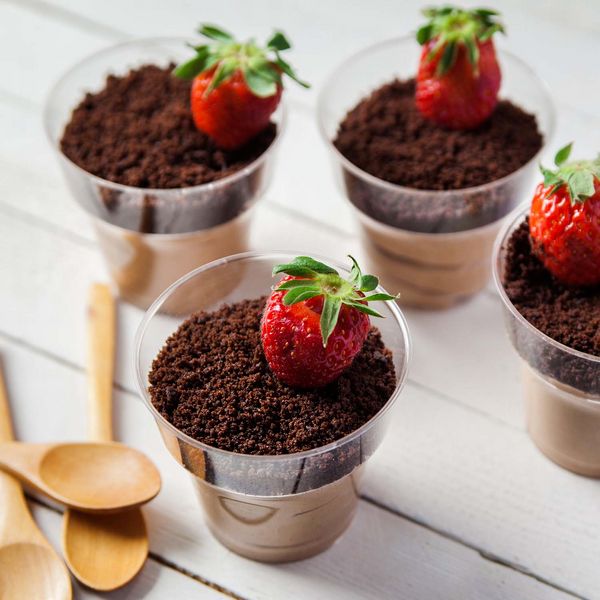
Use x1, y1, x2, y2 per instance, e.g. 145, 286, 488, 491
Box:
540, 143, 600, 205
173, 24, 310, 98
273, 256, 398, 347
416, 6, 505, 76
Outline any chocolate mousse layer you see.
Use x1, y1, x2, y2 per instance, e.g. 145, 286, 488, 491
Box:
61, 64, 276, 189
502, 219, 599, 393
149, 297, 397, 455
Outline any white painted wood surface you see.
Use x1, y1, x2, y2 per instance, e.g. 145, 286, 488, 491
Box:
1, 0, 598, 598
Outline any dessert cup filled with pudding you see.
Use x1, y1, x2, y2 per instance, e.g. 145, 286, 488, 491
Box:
494, 208, 600, 476
318, 32, 555, 309
135, 252, 410, 562
44, 37, 285, 309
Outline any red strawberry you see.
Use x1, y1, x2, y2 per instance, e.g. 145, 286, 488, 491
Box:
174, 24, 308, 150
529, 143, 600, 287
190, 69, 282, 150
261, 256, 397, 388
415, 6, 504, 130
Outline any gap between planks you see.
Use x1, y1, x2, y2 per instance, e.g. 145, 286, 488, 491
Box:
0, 3, 590, 597
0, 329, 583, 599
361, 495, 586, 600
27, 495, 246, 600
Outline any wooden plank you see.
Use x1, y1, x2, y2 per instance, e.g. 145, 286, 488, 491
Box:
28, 503, 231, 599
0, 1, 597, 598
0, 337, 574, 600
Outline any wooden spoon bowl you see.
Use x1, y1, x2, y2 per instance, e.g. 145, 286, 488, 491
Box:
0, 542, 72, 599
0, 441, 161, 512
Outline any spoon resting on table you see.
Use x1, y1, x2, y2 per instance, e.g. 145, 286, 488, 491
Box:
0, 439, 161, 513
62, 283, 148, 591
0, 360, 72, 600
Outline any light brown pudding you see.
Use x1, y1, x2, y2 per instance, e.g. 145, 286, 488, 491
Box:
93, 210, 252, 309
522, 362, 600, 477
192, 467, 363, 563
358, 212, 501, 309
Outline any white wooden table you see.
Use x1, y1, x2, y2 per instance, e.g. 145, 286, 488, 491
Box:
1, 0, 599, 598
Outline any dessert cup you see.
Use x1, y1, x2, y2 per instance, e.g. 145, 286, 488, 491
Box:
45, 38, 284, 309
135, 252, 411, 562
494, 208, 600, 477
318, 35, 555, 309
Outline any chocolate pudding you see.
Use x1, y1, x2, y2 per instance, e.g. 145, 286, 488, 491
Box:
52, 54, 279, 308
501, 218, 600, 476
147, 296, 397, 561
149, 297, 396, 455
320, 61, 549, 309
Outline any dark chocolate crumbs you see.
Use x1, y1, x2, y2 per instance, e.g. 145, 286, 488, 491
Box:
503, 220, 599, 357
60, 64, 276, 189
148, 297, 397, 455
502, 219, 599, 394
334, 79, 542, 191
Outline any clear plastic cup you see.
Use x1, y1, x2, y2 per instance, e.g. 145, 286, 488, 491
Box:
493, 208, 600, 476
134, 252, 411, 562
318, 35, 555, 309
44, 38, 285, 309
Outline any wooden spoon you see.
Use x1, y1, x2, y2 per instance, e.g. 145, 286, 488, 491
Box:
0, 361, 72, 600
62, 283, 148, 591
0, 440, 161, 513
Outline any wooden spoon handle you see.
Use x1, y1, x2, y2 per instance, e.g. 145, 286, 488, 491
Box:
87, 284, 116, 443
0, 360, 14, 443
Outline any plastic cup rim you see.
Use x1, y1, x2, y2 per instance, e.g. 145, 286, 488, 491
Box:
316, 34, 556, 198
43, 36, 287, 198
134, 250, 412, 462
492, 204, 600, 365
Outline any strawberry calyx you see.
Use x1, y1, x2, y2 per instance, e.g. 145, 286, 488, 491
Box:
416, 6, 505, 76
173, 24, 309, 98
272, 256, 398, 347
540, 143, 600, 205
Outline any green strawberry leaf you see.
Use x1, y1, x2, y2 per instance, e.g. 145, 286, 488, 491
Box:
207, 57, 238, 93
274, 55, 311, 88
364, 293, 398, 302
244, 68, 278, 97
419, 6, 504, 74
567, 170, 595, 203
277, 279, 318, 290
272, 256, 398, 348
348, 255, 362, 284
359, 274, 379, 292
267, 31, 291, 51
474, 8, 500, 17
199, 24, 234, 42
282, 288, 323, 305
172, 54, 210, 80
437, 41, 457, 76
540, 166, 560, 186
479, 22, 504, 41
416, 24, 434, 45
464, 36, 479, 67
554, 142, 573, 167
274, 256, 338, 277
539, 143, 600, 205
175, 24, 309, 96
344, 301, 384, 318
320, 297, 342, 347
